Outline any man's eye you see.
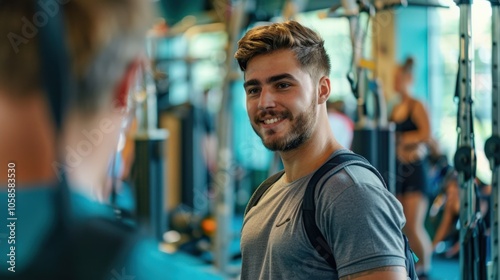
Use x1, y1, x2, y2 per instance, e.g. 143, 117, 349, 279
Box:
247, 88, 260, 95
277, 83, 290, 89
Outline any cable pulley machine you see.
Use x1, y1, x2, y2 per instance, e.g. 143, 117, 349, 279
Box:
453, 0, 488, 278
485, 0, 500, 278
328, 0, 397, 193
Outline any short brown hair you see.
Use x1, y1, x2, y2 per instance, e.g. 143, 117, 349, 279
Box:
0, 0, 151, 113
234, 20, 331, 79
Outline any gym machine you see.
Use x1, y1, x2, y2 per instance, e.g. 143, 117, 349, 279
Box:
159, 23, 225, 218
485, 0, 500, 279
213, 0, 247, 275
323, 0, 397, 193
453, 0, 488, 278
131, 37, 169, 241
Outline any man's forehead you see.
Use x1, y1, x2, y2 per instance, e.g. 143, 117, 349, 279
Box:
246, 49, 297, 67
244, 51, 303, 82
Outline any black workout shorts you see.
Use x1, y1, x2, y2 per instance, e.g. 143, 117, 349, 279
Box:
395, 159, 430, 195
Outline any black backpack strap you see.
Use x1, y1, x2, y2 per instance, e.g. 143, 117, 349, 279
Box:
244, 170, 285, 217
302, 151, 385, 270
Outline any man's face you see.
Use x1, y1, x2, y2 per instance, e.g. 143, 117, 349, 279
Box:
243, 49, 318, 152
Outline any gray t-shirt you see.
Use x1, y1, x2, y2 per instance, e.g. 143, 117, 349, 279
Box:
240, 151, 407, 279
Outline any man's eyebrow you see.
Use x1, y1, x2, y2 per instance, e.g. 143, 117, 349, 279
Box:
266, 73, 297, 84
244, 73, 297, 89
243, 79, 260, 89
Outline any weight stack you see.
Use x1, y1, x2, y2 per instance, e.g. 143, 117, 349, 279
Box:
133, 131, 168, 241
351, 125, 396, 194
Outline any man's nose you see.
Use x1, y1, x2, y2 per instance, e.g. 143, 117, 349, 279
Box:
257, 88, 275, 110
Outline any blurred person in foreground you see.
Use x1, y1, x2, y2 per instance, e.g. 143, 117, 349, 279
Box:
0, 1, 152, 279
235, 20, 409, 280
390, 56, 433, 279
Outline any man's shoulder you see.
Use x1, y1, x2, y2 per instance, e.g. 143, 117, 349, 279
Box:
313, 161, 386, 204
342, 163, 385, 187
321, 150, 384, 188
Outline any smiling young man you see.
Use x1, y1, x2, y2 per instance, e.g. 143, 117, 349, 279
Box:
235, 21, 409, 280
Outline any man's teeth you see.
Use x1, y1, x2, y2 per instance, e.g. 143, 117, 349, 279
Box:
264, 118, 281, 124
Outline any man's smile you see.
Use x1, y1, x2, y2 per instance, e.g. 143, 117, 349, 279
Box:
258, 115, 288, 130
263, 117, 282, 125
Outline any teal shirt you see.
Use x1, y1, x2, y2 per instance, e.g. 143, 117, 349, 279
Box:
0, 185, 115, 274
0, 185, 224, 279
0, 186, 57, 273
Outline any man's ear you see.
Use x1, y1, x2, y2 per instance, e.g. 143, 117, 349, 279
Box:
114, 57, 143, 109
317, 76, 331, 104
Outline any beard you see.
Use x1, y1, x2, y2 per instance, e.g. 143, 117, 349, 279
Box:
252, 97, 317, 152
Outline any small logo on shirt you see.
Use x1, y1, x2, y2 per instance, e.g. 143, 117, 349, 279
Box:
276, 218, 291, 227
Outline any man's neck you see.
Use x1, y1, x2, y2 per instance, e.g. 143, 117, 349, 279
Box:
279, 124, 341, 183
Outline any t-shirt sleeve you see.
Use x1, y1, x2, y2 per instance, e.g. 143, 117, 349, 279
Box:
316, 168, 407, 278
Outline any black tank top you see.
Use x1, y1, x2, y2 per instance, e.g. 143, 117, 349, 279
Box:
394, 100, 418, 132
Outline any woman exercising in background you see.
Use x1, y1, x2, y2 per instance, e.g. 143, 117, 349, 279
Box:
390, 56, 433, 279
